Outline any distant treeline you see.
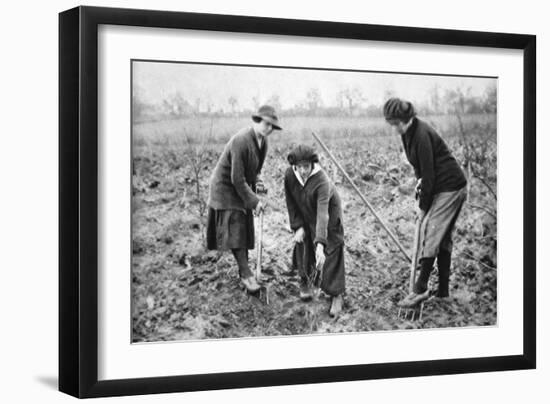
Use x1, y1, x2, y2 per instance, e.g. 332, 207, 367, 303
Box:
133, 86, 497, 124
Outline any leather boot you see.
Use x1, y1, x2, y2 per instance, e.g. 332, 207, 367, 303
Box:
414, 257, 435, 294
241, 276, 261, 293
437, 250, 451, 297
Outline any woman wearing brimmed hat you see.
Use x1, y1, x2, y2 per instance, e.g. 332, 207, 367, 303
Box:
284, 145, 346, 317
383, 97, 467, 308
207, 105, 282, 293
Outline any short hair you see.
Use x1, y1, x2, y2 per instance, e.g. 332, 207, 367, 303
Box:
383, 98, 416, 123
287, 145, 319, 165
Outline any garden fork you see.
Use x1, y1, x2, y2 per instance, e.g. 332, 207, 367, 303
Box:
397, 217, 425, 321
252, 185, 270, 304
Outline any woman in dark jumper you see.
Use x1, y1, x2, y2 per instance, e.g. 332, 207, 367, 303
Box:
284, 145, 346, 317
383, 98, 467, 307
206, 105, 281, 293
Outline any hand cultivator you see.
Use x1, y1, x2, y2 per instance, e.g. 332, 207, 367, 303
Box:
302, 245, 323, 300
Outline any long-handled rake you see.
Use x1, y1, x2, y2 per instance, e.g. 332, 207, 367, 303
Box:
311, 131, 426, 321
311, 131, 411, 262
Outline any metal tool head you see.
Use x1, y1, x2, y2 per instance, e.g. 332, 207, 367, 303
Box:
397, 302, 424, 322
256, 181, 268, 195
245, 284, 270, 305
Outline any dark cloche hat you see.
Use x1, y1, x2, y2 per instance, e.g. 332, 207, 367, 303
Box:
383, 97, 416, 122
252, 105, 282, 130
287, 145, 319, 165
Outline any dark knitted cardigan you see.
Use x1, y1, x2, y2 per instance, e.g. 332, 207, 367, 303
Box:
401, 117, 467, 211
207, 127, 267, 211
284, 166, 344, 252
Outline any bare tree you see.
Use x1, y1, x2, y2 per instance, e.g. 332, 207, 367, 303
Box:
162, 91, 192, 117
337, 87, 365, 116
305, 88, 322, 114
194, 97, 201, 114
447, 88, 497, 217
429, 84, 442, 115
180, 119, 214, 244
483, 85, 497, 113
266, 93, 282, 113
228, 96, 238, 115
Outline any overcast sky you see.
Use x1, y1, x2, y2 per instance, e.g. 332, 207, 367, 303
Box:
133, 60, 496, 111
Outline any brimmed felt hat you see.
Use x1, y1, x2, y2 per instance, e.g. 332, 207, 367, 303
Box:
252, 105, 282, 130
287, 145, 319, 165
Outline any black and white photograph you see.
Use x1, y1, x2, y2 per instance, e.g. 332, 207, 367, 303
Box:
2, 0, 547, 401
131, 61, 497, 342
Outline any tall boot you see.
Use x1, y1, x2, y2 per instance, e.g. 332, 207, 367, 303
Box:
413, 257, 435, 294
436, 250, 451, 297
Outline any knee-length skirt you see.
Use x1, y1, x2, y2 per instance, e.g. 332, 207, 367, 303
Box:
419, 186, 467, 259
206, 208, 255, 250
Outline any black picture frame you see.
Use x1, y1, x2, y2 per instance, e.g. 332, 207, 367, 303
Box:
59, 5, 536, 399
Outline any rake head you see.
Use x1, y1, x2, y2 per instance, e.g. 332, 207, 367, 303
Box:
397, 302, 425, 322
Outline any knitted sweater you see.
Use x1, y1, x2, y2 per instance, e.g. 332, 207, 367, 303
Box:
284, 166, 344, 252
401, 117, 467, 211
207, 127, 267, 211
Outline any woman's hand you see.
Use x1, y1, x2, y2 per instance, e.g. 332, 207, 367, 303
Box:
293, 227, 305, 243
415, 178, 422, 200
315, 243, 326, 269
254, 199, 265, 215
255, 178, 267, 195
